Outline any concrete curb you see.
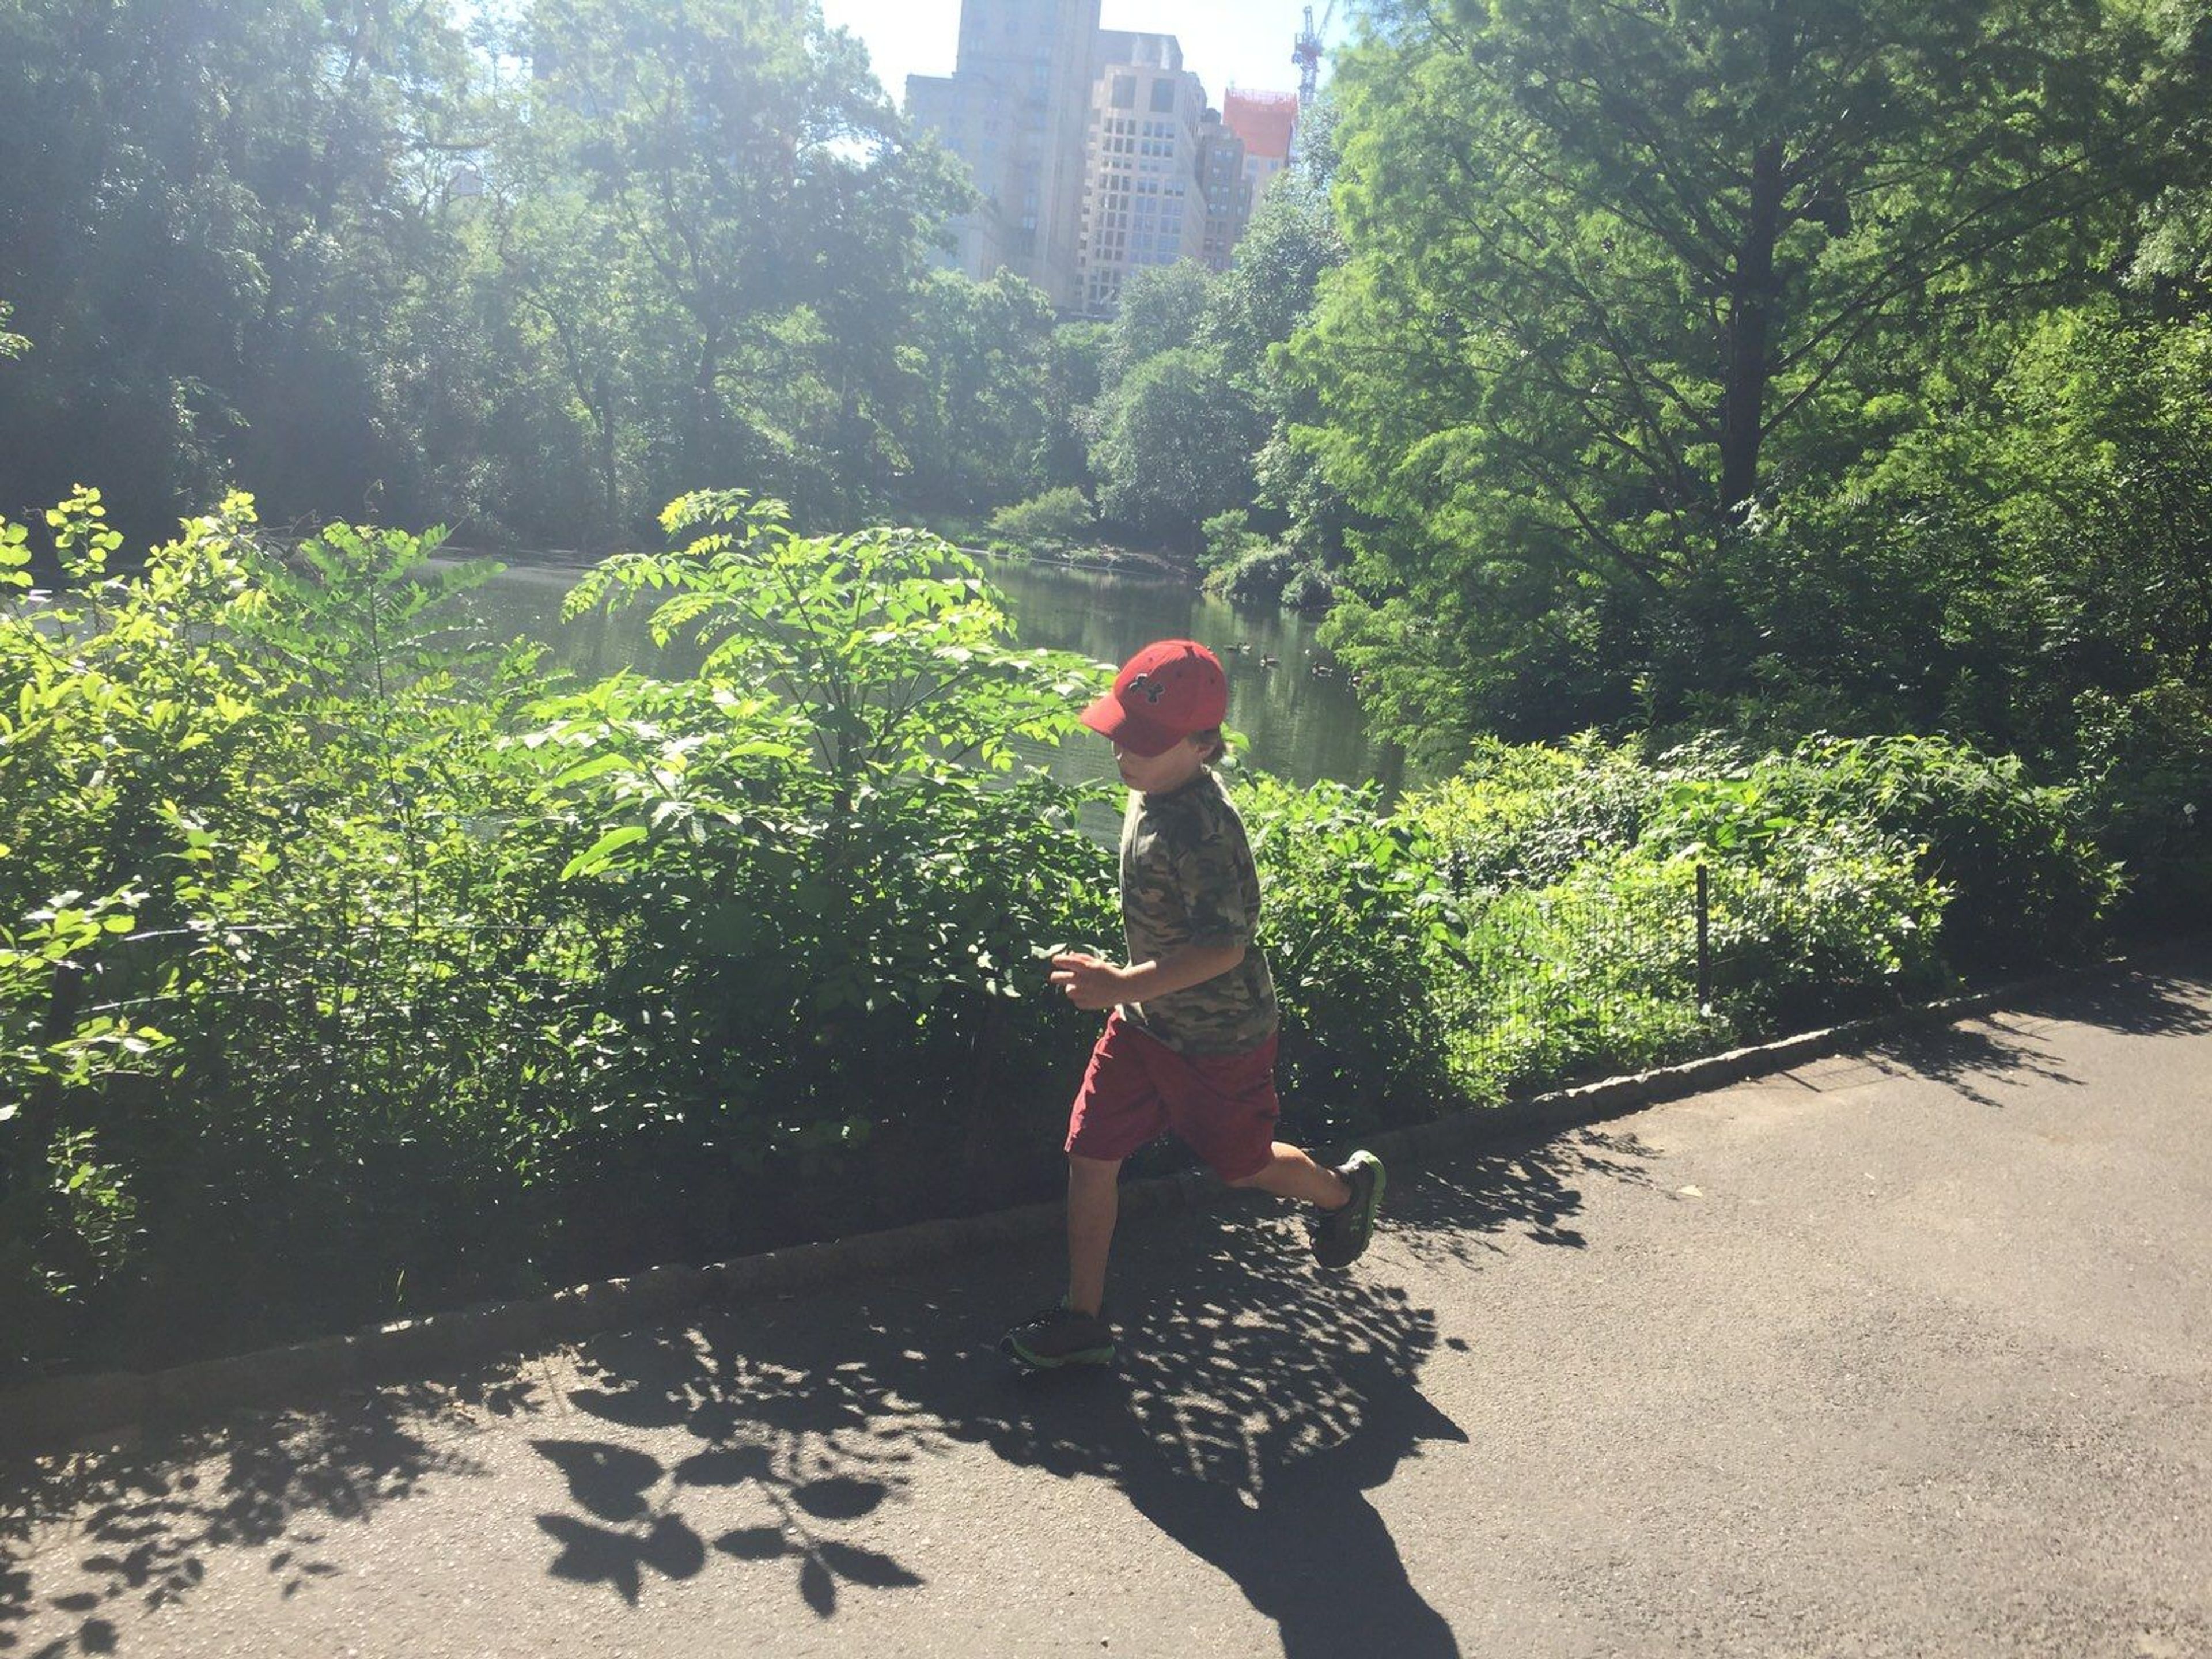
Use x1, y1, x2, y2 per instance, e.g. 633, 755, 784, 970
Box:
0, 956, 2151, 1460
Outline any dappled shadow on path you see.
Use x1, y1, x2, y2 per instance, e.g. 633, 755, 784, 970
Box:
1857, 958, 2212, 1110
502, 1125, 1647, 1655
1, 1127, 1650, 1657
0, 1373, 525, 1658
1999, 959, 2212, 1039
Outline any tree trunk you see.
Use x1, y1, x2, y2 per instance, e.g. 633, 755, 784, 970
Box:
1718, 138, 1786, 524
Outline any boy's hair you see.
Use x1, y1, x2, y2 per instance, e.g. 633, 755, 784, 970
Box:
1190, 726, 1226, 763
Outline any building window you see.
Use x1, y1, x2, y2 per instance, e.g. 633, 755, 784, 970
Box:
1149, 78, 1176, 113
1111, 75, 1136, 109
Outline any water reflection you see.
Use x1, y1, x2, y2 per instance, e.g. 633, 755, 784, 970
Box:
460, 554, 1402, 813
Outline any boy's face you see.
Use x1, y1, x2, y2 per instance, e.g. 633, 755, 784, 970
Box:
1113, 734, 1209, 795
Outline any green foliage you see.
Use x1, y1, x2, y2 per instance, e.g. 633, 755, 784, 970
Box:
0, 488, 1113, 1374
1090, 346, 1268, 554
1715, 737, 2122, 977
0, 0, 988, 548
988, 486, 1097, 551
1299, 0, 2199, 743
0, 484, 2173, 1375
1242, 778, 1462, 1134
2071, 680, 2212, 928
1104, 262, 1219, 392
1733, 306, 2212, 756
901, 273, 1082, 513
1218, 546, 1298, 607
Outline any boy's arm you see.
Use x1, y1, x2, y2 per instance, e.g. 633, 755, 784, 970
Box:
1051, 942, 1244, 1011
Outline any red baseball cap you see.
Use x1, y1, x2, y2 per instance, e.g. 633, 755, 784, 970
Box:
1080, 639, 1230, 757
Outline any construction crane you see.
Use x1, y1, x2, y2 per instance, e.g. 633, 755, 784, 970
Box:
1291, 0, 1336, 107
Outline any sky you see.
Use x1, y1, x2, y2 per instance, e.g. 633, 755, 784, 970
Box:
815, 0, 1337, 113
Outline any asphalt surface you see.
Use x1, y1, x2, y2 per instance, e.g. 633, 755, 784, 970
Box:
5, 952, 2210, 1658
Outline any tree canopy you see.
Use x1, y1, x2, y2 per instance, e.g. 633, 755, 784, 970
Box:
1297, 0, 2209, 751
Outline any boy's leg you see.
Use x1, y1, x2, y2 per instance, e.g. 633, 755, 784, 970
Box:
1227, 1142, 1352, 1208
1066, 1153, 1122, 1317
1002, 1154, 1122, 1370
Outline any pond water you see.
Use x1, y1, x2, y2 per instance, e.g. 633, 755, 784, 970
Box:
465, 552, 1403, 801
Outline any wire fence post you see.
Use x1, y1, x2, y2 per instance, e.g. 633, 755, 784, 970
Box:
1695, 862, 1711, 1014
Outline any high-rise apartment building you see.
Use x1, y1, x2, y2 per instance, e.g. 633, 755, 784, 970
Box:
1075, 34, 1209, 314
908, 3, 1294, 313
1196, 110, 1252, 272
906, 0, 1103, 310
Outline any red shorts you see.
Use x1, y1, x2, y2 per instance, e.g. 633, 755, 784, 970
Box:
1064, 1010, 1280, 1182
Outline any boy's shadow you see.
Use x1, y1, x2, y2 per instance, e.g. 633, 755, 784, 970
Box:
983, 1235, 1471, 1658
5, 1131, 1637, 1658
541, 1141, 1645, 1654
555, 1202, 1471, 1656
551, 1134, 1639, 1655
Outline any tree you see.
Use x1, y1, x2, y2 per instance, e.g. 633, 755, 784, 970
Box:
895, 270, 1066, 514
1090, 346, 1267, 552
517, 0, 965, 528
1203, 150, 1353, 579
1103, 260, 1218, 390
1299, 0, 2195, 744
1740, 301, 2212, 755
0, 0, 482, 542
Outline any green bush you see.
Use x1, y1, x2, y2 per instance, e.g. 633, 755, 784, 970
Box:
1221, 544, 1298, 604
1442, 857, 1718, 1096
986, 485, 1095, 550
1725, 736, 2121, 976
2071, 680, 2212, 930
0, 484, 2165, 1379
1414, 734, 1661, 888
1279, 567, 1335, 612
0, 488, 1116, 1375
1199, 507, 1268, 577
1240, 776, 1461, 1136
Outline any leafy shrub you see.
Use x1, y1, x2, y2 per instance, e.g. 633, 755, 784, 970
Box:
987, 485, 1095, 550
1414, 734, 1662, 889
1279, 566, 1335, 612
2071, 680, 2212, 930
1199, 506, 1267, 576
1241, 776, 1462, 1136
1221, 544, 1298, 604
1, 487, 1115, 1376
1728, 736, 2120, 976
1442, 855, 1718, 1095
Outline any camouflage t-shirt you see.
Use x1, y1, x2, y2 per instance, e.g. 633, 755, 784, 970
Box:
1118, 768, 1279, 1055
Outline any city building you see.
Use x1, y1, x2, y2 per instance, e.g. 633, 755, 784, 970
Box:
906, 0, 1103, 311
907, 2, 1296, 313
1222, 89, 1297, 208
1075, 33, 1209, 313
1196, 110, 1252, 272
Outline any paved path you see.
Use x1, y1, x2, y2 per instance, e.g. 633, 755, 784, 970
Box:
6, 953, 2211, 1658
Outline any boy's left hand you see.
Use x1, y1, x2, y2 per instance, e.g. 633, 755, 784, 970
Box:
1050, 952, 1128, 1011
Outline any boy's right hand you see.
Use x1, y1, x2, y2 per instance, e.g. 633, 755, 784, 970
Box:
1050, 951, 1128, 1012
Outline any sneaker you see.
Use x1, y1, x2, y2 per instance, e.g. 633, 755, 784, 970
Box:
1310, 1149, 1386, 1269
999, 1300, 1116, 1370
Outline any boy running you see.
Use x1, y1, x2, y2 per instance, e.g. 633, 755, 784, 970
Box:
1001, 639, 1385, 1370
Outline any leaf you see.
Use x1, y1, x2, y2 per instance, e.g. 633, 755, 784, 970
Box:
713, 1527, 789, 1560
791, 1476, 885, 1520
559, 824, 648, 881
815, 1540, 922, 1589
